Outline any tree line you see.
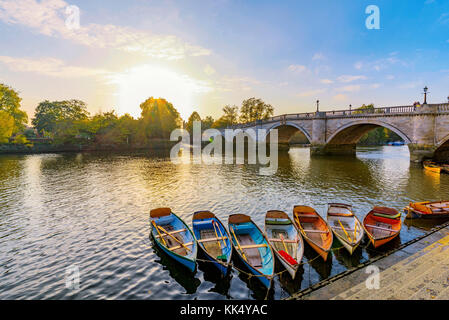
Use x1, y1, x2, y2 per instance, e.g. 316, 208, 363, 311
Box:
0, 83, 275, 147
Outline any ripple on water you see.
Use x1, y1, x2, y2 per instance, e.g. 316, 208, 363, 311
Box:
0, 147, 448, 299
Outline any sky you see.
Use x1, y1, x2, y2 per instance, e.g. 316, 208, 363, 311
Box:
1, 0, 449, 121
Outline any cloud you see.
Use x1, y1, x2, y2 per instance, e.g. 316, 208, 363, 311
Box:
369, 83, 382, 89
337, 75, 367, 83
336, 85, 361, 92
0, 0, 211, 60
296, 88, 326, 97
288, 64, 307, 73
320, 79, 333, 84
0, 55, 108, 78
398, 81, 423, 89
355, 56, 408, 72
333, 94, 347, 101
312, 53, 325, 61
203, 64, 216, 75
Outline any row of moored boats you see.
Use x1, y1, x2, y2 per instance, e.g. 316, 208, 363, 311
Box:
149, 200, 449, 289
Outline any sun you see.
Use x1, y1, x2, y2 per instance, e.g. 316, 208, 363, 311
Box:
110, 65, 211, 119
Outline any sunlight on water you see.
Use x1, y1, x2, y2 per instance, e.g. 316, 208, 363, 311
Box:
0, 146, 448, 299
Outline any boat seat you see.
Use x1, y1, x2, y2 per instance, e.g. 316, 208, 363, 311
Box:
198, 236, 227, 243
296, 214, 319, 218
155, 228, 186, 238
268, 238, 297, 243
240, 244, 268, 249
365, 224, 394, 232
302, 229, 328, 234
167, 241, 194, 251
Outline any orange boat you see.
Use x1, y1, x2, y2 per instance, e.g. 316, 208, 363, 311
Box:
423, 161, 441, 174
363, 207, 402, 248
293, 205, 333, 261
404, 201, 449, 219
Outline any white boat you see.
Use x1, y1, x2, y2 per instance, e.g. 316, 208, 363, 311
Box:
264, 210, 304, 279
326, 203, 364, 255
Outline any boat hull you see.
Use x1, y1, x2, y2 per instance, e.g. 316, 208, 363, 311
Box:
192, 211, 232, 276
363, 208, 401, 249
150, 210, 197, 273
228, 214, 275, 289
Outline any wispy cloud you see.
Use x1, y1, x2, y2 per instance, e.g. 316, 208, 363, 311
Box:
320, 79, 333, 84
333, 94, 347, 102
296, 88, 326, 97
336, 85, 361, 92
337, 75, 367, 83
0, 55, 108, 78
0, 0, 211, 60
287, 64, 308, 73
312, 53, 325, 61
203, 64, 216, 75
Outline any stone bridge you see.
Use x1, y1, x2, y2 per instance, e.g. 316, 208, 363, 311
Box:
218, 103, 449, 162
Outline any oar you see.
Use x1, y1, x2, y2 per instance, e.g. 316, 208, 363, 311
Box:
212, 221, 227, 261
152, 220, 167, 246
230, 226, 247, 262
338, 219, 352, 242
214, 221, 227, 249
156, 224, 192, 252
279, 234, 288, 252
353, 221, 358, 243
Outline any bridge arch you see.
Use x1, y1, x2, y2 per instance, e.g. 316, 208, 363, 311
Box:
326, 120, 412, 145
434, 134, 449, 162
264, 121, 312, 144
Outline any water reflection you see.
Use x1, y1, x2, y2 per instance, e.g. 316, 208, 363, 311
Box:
1, 146, 449, 299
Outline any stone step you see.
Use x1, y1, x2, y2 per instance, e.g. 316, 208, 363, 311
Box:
333, 237, 449, 300
376, 249, 449, 300
332, 239, 446, 300
359, 240, 449, 300
435, 286, 449, 300
409, 257, 449, 300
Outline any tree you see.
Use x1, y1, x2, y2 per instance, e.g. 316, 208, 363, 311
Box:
185, 111, 201, 134
0, 83, 28, 133
32, 99, 90, 134
0, 110, 14, 143
239, 98, 274, 123
222, 105, 239, 125
139, 97, 182, 139
202, 116, 214, 130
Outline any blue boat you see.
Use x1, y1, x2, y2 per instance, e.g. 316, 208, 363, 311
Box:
228, 214, 275, 289
150, 208, 197, 272
192, 211, 232, 275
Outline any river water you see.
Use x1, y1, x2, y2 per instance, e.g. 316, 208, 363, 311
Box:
1, 146, 448, 300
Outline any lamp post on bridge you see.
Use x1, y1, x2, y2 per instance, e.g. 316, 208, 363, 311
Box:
316, 100, 319, 112
423, 86, 429, 105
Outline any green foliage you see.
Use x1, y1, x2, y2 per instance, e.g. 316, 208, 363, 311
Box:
202, 116, 214, 130
185, 111, 201, 134
139, 97, 182, 139
0, 83, 28, 133
32, 99, 90, 134
358, 127, 402, 145
0, 110, 15, 143
239, 98, 274, 123
12, 134, 30, 145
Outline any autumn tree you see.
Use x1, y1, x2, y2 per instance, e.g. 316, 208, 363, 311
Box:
185, 111, 201, 134
139, 97, 182, 139
32, 100, 90, 135
0, 83, 28, 133
239, 98, 273, 123
0, 110, 14, 143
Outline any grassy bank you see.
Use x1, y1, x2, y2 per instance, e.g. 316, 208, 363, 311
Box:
0, 139, 178, 155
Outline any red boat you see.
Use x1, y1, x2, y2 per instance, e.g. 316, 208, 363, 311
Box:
363, 207, 401, 248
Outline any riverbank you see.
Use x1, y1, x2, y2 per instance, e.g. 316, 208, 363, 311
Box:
0, 140, 178, 155
287, 221, 449, 300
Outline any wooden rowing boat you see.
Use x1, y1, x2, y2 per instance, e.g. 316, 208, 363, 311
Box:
404, 201, 449, 219
423, 161, 441, 174
150, 208, 197, 272
264, 210, 304, 279
228, 214, 275, 289
293, 205, 333, 261
363, 207, 401, 248
326, 203, 364, 255
192, 211, 232, 275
